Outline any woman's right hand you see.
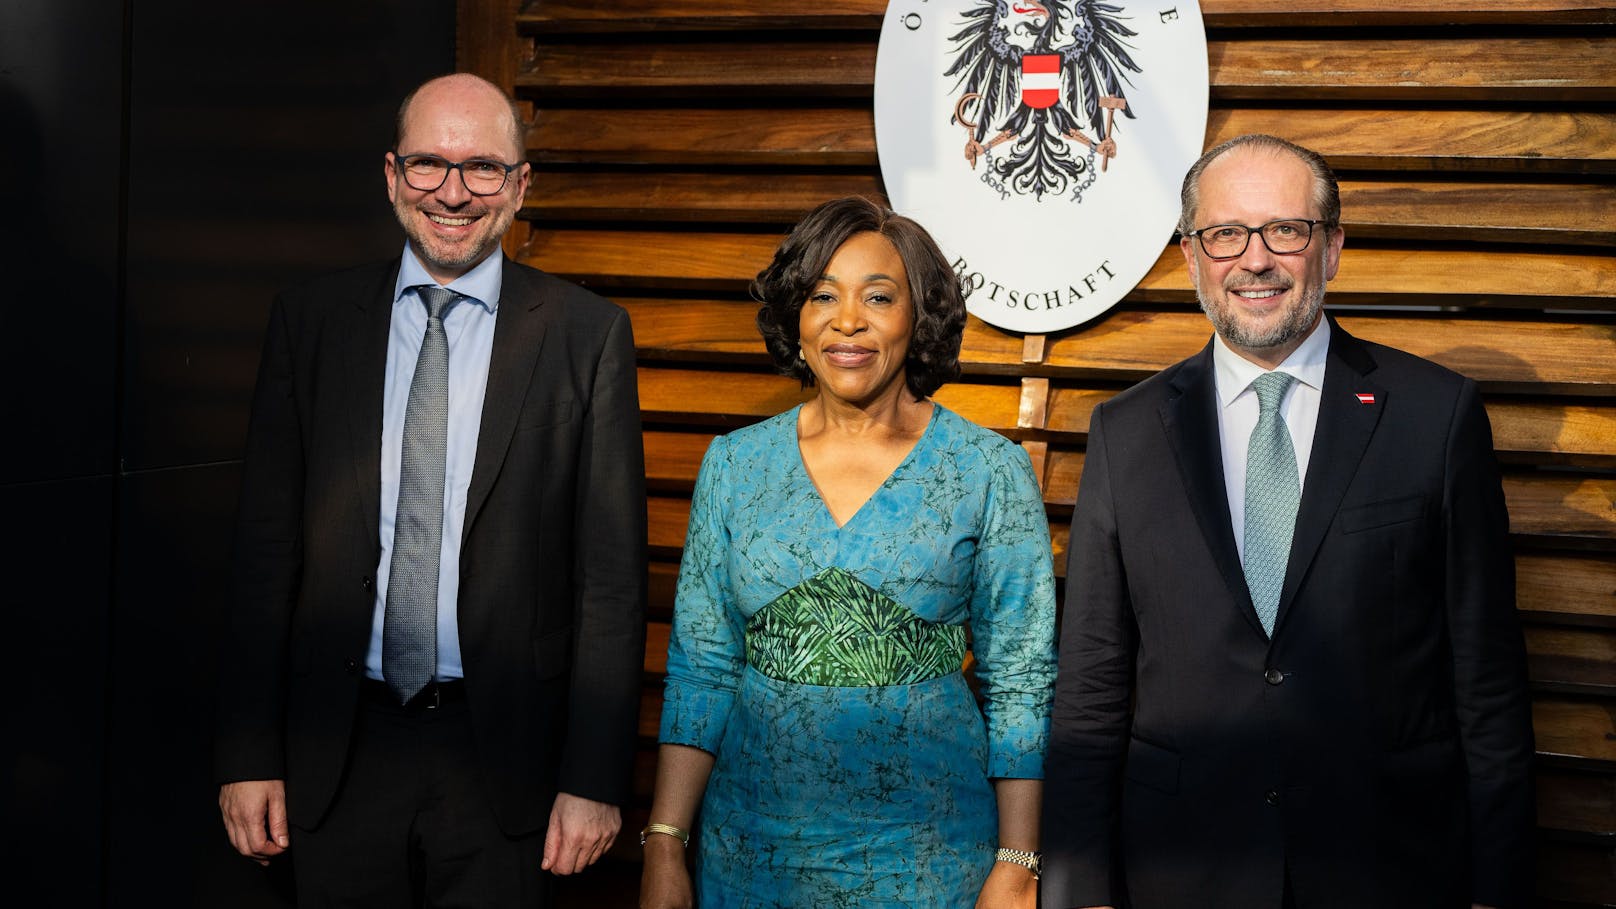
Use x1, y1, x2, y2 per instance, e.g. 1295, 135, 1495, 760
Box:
639, 836, 694, 909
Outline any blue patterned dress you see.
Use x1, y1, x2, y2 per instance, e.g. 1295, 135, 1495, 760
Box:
660, 404, 1057, 908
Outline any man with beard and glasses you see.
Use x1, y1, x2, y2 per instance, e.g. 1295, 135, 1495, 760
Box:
215, 73, 646, 907
1040, 135, 1534, 909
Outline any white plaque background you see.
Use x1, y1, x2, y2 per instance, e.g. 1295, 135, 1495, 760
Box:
875, 0, 1209, 333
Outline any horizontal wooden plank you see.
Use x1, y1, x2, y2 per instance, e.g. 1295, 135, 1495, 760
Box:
1506, 475, 1616, 549
1211, 38, 1616, 102
649, 495, 692, 554
1203, 0, 1616, 26
638, 366, 810, 424
1517, 553, 1616, 625
1528, 626, 1616, 692
1490, 402, 1616, 468
528, 109, 876, 167
1206, 109, 1616, 176
644, 429, 717, 490
648, 560, 678, 619
529, 108, 1616, 174
1535, 696, 1616, 764
620, 299, 1616, 395
522, 0, 886, 32
529, 230, 1616, 310
523, 0, 1616, 33
1339, 180, 1616, 248
524, 42, 873, 98
524, 172, 886, 223
645, 620, 671, 677
523, 38, 1616, 103
1537, 836, 1616, 905
524, 173, 1615, 248
1537, 765, 1616, 837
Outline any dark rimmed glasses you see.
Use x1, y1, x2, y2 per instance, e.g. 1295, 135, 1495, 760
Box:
1185, 219, 1331, 260
393, 153, 523, 196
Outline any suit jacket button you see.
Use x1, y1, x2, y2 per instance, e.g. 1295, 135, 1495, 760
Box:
344, 658, 358, 674
1265, 789, 1280, 806
1264, 668, 1284, 685
362, 576, 374, 591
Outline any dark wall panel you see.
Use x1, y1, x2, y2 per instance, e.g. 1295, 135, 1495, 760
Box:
1, 0, 123, 904
122, 0, 457, 471
3, 477, 114, 906
106, 462, 242, 908
0, 0, 121, 481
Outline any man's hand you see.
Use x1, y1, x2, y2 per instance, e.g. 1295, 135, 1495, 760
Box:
219, 779, 289, 866
542, 792, 620, 875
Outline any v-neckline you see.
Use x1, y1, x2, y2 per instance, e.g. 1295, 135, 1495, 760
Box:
793, 403, 940, 531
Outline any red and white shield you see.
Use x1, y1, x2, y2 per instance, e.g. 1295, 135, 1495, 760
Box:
1021, 54, 1060, 109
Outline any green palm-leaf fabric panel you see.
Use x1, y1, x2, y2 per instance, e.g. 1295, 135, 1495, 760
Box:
747, 567, 967, 687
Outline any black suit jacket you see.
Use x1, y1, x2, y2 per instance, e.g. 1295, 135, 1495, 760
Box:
215, 256, 647, 835
1042, 320, 1534, 908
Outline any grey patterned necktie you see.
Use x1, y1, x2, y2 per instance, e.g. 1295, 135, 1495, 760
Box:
1243, 371, 1299, 637
383, 285, 462, 703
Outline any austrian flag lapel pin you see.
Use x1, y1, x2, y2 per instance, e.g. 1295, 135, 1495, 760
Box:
1355, 393, 1377, 405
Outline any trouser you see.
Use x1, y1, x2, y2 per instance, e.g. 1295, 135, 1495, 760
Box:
292, 681, 550, 908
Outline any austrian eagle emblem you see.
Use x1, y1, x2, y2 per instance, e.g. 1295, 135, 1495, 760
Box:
946, 0, 1143, 200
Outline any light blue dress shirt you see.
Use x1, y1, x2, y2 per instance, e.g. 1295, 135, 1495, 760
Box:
365, 244, 502, 682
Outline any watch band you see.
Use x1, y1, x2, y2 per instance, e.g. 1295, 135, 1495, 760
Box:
995, 846, 1042, 878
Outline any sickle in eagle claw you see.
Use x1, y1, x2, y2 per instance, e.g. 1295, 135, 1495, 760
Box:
954, 93, 1013, 169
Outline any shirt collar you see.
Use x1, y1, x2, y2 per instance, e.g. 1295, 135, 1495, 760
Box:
1213, 314, 1331, 409
392, 242, 503, 313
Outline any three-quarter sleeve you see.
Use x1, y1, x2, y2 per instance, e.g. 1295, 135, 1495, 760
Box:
659, 436, 747, 754
967, 441, 1058, 779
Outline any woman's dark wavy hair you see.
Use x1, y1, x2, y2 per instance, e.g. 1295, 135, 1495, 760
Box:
753, 196, 966, 400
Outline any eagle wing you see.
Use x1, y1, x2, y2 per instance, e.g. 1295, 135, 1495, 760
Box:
1059, 1, 1143, 134
944, 0, 1021, 141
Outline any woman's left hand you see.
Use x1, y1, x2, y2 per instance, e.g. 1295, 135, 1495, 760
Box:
974, 861, 1037, 909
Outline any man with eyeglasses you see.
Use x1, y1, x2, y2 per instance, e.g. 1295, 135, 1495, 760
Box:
215, 73, 646, 906
1041, 135, 1533, 909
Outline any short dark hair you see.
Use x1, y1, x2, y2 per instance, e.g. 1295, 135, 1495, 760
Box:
753, 197, 966, 400
395, 73, 527, 158
1178, 134, 1340, 235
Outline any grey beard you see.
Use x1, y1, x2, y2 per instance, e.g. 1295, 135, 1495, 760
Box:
1198, 281, 1325, 352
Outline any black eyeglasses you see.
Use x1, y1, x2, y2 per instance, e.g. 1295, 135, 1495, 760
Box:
1185, 219, 1330, 260
392, 153, 523, 196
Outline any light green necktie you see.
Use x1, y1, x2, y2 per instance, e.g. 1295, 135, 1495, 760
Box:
1243, 371, 1299, 637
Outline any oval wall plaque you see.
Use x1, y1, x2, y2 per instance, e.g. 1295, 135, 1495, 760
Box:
875, 0, 1210, 333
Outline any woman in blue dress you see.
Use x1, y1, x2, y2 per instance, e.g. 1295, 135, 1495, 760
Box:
640, 197, 1056, 909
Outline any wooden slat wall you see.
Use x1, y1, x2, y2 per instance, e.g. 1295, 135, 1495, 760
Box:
460, 0, 1616, 903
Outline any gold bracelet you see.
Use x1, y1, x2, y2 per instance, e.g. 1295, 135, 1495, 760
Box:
640, 823, 690, 847
995, 847, 1042, 879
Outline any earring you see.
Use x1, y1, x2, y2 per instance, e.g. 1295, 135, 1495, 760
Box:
797, 345, 806, 362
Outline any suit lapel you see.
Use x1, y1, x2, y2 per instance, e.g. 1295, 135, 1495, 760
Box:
345, 261, 400, 549
1273, 320, 1385, 632
464, 259, 551, 535
1160, 341, 1266, 636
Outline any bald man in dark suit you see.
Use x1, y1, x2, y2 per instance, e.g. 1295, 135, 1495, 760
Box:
216, 74, 646, 906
